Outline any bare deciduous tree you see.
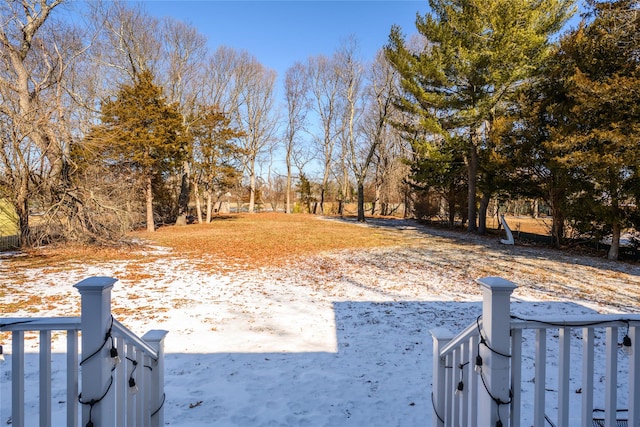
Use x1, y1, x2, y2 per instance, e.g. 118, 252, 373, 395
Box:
350, 50, 397, 222
306, 54, 343, 214
233, 57, 278, 213
335, 37, 365, 217
201, 46, 247, 117
0, 0, 91, 244
94, 0, 161, 81
159, 18, 208, 225
283, 62, 309, 214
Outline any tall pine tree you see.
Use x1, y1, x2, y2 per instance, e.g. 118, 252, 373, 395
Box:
385, 0, 575, 232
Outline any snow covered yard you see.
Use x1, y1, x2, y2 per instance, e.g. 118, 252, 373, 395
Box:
1, 218, 639, 426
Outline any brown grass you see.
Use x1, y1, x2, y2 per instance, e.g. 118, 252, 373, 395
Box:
486, 215, 552, 235
2, 244, 147, 273
0, 213, 411, 289
0, 213, 554, 274
131, 213, 409, 270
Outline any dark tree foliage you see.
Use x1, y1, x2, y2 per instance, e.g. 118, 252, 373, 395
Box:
385, 0, 575, 233
552, 0, 640, 259
190, 105, 245, 221
85, 70, 188, 232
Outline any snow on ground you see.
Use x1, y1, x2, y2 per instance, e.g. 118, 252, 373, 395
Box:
1, 219, 639, 426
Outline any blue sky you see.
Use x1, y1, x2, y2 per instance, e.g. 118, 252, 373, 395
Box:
132, 1, 428, 78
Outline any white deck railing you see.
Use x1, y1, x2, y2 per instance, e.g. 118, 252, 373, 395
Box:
0, 276, 168, 427
432, 277, 640, 427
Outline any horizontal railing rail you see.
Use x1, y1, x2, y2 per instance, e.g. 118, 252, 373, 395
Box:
113, 319, 159, 360
439, 321, 480, 357
510, 314, 640, 329
1, 317, 81, 331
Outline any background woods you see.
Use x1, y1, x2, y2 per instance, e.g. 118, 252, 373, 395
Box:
0, 0, 639, 260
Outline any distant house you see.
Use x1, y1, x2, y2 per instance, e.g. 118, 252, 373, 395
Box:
0, 199, 19, 250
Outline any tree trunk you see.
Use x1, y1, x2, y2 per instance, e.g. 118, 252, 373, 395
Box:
608, 222, 621, 261
16, 180, 30, 247
194, 181, 203, 224
174, 162, 191, 226
145, 176, 155, 232
404, 188, 411, 219
206, 191, 213, 223
549, 189, 565, 248
467, 139, 478, 233
357, 181, 366, 222
248, 169, 256, 213
340, 153, 349, 217
319, 187, 325, 215
285, 166, 292, 214
478, 192, 491, 235
447, 192, 456, 228
371, 183, 381, 216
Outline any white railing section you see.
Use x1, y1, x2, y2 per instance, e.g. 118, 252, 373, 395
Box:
432, 276, 640, 427
0, 276, 168, 427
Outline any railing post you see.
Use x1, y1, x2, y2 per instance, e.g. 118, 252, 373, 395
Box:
477, 277, 517, 427
629, 325, 640, 427
431, 328, 454, 427
142, 330, 169, 427
74, 276, 118, 427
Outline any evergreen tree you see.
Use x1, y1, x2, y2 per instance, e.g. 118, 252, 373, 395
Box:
409, 135, 468, 226
87, 70, 187, 232
501, 68, 579, 247
190, 105, 245, 222
385, 0, 575, 232
551, 0, 640, 259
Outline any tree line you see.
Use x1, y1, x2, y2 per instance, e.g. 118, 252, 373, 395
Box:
385, 0, 639, 260
0, 0, 408, 245
0, 0, 638, 260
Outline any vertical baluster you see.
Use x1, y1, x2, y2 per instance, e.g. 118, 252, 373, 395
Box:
11, 330, 25, 427
460, 341, 469, 427
452, 348, 461, 427
511, 328, 522, 427
135, 348, 144, 427
66, 330, 78, 427
628, 325, 639, 427
582, 327, 595, 427
444, 353, 453, 427
534, 328, 546, 427
558, 327, 570, 426
115, 337, 126, 427
127, 344, 136, 427
604, 327, 618, 427
468, 334, 479, 425
39, 330, 52, 427
143, 353, 152, 427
